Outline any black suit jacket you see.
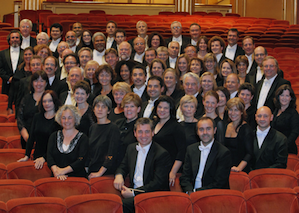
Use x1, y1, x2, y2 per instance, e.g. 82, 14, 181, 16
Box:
46, 76, 68, 97
164, 35, 191, 54
115, 141, 171, 194
0, 48, 24, 94
110, 40, 117, 51
139, 100, 156, 120
131, 84, 149, 102
224, 45, 245, 62
21, 36, 37, 48
59, 90, 94, 106
130, 53, 146, 64
217, 54, 228, 68
254, 75, 291, 112
180, 141, 231, 192
252, 128, 288, 170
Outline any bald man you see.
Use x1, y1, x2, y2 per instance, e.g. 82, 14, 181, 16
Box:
252, 106, 288, 170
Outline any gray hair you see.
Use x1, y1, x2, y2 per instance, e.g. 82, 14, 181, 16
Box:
136, 21, 147, 29
170, 21, 182, 29
168, 41, 180, 49
36, 32, 49, 42
182, 72, 200, 85
78, 47, 93, 58
20, 19, 32, 28
93, 95, 112, 112
92, 32, 106, 43
55, 105, 81, 127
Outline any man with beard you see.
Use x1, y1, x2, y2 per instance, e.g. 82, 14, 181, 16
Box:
0, 30, 24, 95
65, 31, 77, 53
72, 22, 83, 46
92, 32, 106, 65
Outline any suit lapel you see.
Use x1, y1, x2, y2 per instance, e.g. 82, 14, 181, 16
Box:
255, 128, 275, 161
203, 142, 218, 175
265, 76, 279, 102
192, 146, 201, 181
5, 49, 12, 71
130, 144, 138, 185
143, 143, 156, 184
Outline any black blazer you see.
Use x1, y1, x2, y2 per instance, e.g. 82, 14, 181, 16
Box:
254, 76, 291, 112
110, 40, 117, 51
217, 54, 228, 68
180, 140, 231, 192
0, 48, 24, 94
164, 35, 191, 54
21, 36, 37, 48
130, 52, 146, 64
46, 76, 68, 97
131, 84, 149, 102
115, 141, 172, 194
224, 45, 245, 62
139, 100, 156, 120
252, 128, 288, 170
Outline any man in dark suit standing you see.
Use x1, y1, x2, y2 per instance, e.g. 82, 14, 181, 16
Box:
252, 106, 288, 170
19, 19, 37, 49
224, 28, 244, 62
114, 117, 171, 213
48, 23, 63, 58
131, 65, 149, 102
0, 30, 24, 95
164, 21, 190, 54
130, 37, 146, 64
208, 36, 227, 66
106, 21, 117, 50
180, 117, 231, 193
245, 46, 265, 87
242, 36, 255, 74
255, 56, 290, 112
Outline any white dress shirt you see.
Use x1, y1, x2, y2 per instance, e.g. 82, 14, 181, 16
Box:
60, 66, 68, 80
143, 98, 158, 118
69, 45, 76, 53
134, 142, 152, 188
256, 126, 270, 149
245, 54, 253, 74
169, 57, 177, 69
133, 84, 146, 98
256, 66, 263, 83
225, 44, 237, 61
48, 75, 55, 86
215, 53, 223, 63
10, 46, 20, 73
64, 90, 76, 106
76, 37, 80, 46
191, 39, 197, 46
49, 37, 61, 52
194, 140, 214, 190
93, 49, 105, 65
106, 37, 114, 49
134, 52, 145, 64
230, 91, 238, 99
21, 36, 30, 49
257, 74, 277, 109
173, 35, 182, 55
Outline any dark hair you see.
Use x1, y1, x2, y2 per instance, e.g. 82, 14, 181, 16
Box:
17, 47, 34, 70
148, 32, 165, 48
106, 20, 117, 28
115, 29, 126, 37
235, 55, 249, 68
228, 28, 239, 36
95, 64, 116, 83
43, 56, 59, 68
208, 36, 226, 50
50, 23, 63, 32
145, 47, 157, 57
238, 82, 255, 96
227, 97, 247, 132
198, 116, 216, 129
63, 53, 80, 65
197, 35, 209, 52
189, 57, 204, 74
216, 86, 230, 103
190, 23, 201, 30
132, 64, 147, 76
7, 30, 22, 45
73, 80, 91, 95
153, 95, 176, 121
78, 30, 94, 50
274, 84, 296, 109
116, 60, 134, 81
39, 90, 61, 113
149, 58, 167, 77
134, 117, 154, 131
148, 76, 164, 88
30, 70, 49, 93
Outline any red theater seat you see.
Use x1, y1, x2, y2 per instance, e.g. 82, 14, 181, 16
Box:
135, 192, 192, 213
244, 188, 299, 213
0, 123, 19, 137
286, 154, 299, 171
191, 189, 247, 213
0, 202, 5, 213
229, 171, 251, 192
5, 135, 21, 148
7, 162, 52, 182
90, 176, 122, 197
35, 177, 90, 199
0, 179, 35, 202
0, 163, 7, 179
0, 136, 7, 148
0, 149, 25, 165
65, 194, 123, 213
248, 168, 298, 189
170, 173, 183, 192
6, 197, 66, 213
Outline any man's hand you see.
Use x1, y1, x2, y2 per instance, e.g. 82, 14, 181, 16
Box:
121, 186, 134, 198
113, 174, 124, 191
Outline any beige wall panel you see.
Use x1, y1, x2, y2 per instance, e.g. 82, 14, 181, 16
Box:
0, 0, 14, 21
245, 0, 284, 19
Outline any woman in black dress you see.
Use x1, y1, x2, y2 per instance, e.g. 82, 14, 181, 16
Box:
189, 57, 204, 78
153, 95, 186, 186
88, 95, 120, 179
216, 86, 230, 122
18, 90, 61, 169
47, 105, 89, 180
163, 68, 184, 106
197, 36, 209, 60
176, 54, 190, 82
109, 82, 131, 123
115, 93, 142, 165
149, 58, 167, 78
202, 91, 225, 144
224, 97, 254, 173
216, 59, 237, 87
148, 32, 165, 50
115, 59, 134, 86
199, 72, 217, 97
17, 70, 48, 148
74, 80, 95, 136
272, 84, 299, 155
76, 30, 93, 52
179, 95, 198, 147
84, 60, 101, 96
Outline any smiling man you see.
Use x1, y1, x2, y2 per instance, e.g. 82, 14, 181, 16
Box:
92, 32, 106, 65
208, 36, 227, 66
224, 28, 244, 62
19, 19, 37, 49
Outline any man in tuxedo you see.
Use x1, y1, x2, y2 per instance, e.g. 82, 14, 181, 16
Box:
92, 32, 106, 65
57, 53, 79, 81
114, 117, 171, 213
131, 37, 145, 64
128, 21, 148, 51
252, 106, 288, 170
78, 47, 92, 71
144, 48, 157, 80
208, 36, 227, 66
165, 21, 190, 54
224, 28, 244, 62
106, 21, 117, 50
131, 65, 149, 102
189, 23, 201, 46
43, 56, 68, 97
255, 56, 290, 112
0, 30, 24, 95
115, 29, 127, 51
166, 41, 179, 68
180, 117, 231, 193
140, 76, 164, 119
57, 41, 69, 67
19, 19, 37, 49
72, 22, 83, 46
242, 36, 255, 74
65, 31, 77, 53
184, 45, 197, 59
225, 73, 240, 99
104, 48, 119, 70
48, 23, 63, 58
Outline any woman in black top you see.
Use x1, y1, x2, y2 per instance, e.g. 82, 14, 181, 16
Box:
153, 95, 186, 186
88, 95, 120, 179
74, 80, 95, 136
148, 32, 165, 50
163, 68, 184, 106
47, 105, 89, 180
115, 93, 142, 165
149, 58, 167, 78
179, 95, 198, 147
76, 30, 93, 52
224, 97, 254, 173
216, 86, 230, 123
17, 70, 49, 149
115, 60, 134, 86
272, 84, 299, 155
84, 60, 101, 96
18, 90, 61, 169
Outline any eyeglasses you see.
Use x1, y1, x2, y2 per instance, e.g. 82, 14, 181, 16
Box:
263, 64, 276, 69
172, 26, 181, 29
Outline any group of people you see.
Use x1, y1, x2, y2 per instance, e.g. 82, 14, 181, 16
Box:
0, 17, 298, 213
